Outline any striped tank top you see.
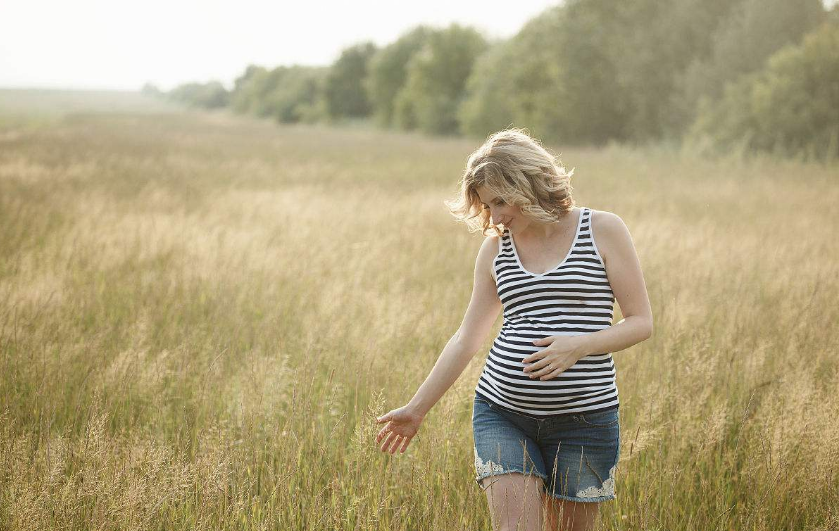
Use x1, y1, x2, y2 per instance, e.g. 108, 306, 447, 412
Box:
474, 207, 618, 416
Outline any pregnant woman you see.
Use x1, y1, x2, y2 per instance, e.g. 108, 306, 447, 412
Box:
375, 129, 653, 531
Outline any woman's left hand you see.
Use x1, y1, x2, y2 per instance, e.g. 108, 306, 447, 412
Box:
522, 335, 587, 380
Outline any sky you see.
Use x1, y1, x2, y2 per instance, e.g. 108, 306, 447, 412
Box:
0, 0, 563, 91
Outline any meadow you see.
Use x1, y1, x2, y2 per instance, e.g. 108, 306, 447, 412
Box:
0, 90, 837, 530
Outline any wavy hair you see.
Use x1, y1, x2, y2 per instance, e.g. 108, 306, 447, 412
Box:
445, 128, 575, 236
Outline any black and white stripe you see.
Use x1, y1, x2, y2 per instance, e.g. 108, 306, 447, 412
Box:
474, 207, 619, 416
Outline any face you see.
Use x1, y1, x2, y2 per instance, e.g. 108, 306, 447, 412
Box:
475, 185, 525, 231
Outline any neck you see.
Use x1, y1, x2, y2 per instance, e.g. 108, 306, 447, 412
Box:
518, 208, 577, 240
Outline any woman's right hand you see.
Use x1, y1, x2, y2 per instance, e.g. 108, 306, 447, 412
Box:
375, 405, 425, 454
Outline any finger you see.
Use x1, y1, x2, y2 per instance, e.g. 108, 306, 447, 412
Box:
532, 359, 563, 377
542, 366, 567, 381
524, 358, 551, 374
379, 430, 395, 450
529, 365, 552, 378
522, 349, 548, 364
399, 435, 412, 453
388, 435, 403, 454
376, 413, 391, 424
532, 336, 553, 346
376, 425, 391, 443
390, 436, 408, 454
385, 435, 400, 454
380, 431, 397, 452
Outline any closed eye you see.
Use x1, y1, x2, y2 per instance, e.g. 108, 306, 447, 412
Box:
481, 200, 505, 209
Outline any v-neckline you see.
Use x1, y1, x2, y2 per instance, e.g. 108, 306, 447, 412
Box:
508, 207, 585, 278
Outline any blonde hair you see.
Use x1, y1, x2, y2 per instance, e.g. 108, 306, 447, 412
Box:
446, 128, 575, 236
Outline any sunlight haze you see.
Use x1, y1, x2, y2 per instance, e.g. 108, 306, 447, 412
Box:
0, 0, 561, 91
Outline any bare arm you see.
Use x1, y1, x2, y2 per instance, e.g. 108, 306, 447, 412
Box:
375, 234, 502, 453
574, 210, 653, 356
406, 234, 502, 416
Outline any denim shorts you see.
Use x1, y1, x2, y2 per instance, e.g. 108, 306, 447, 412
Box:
472, 394, 620, 503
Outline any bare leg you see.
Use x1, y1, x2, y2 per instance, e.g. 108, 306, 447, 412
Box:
481, 473, 545, 531
543, 496, 599, 531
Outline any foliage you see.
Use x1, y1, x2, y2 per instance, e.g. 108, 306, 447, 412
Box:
458, 9, 563, 141
230, 65, 327, 124
140, 83, 163, 97
460, 0, 826, 145
394, 24, 487, 135
679, 0, 826, 132
230, 65, 273, 116
459, 0, 735, 144
544, 0, 628, 144
457, 38, 519, 139
690, 19, 839, 160
324, 42, 378, 120
366, 26, 433, 127
167, 80, 230, 109
168, 0, 833, 159
611, 0, 743, 139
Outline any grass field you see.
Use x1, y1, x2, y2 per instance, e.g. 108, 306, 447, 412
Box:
1, 89, 837, 530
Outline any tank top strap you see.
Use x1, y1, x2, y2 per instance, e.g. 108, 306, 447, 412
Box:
577, 207, 591, 238
571, 207, 588, 247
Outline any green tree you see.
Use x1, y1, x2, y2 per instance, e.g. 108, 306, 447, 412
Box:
366, 26, 432, 127
231, 65, 267, 114
231, 66, 279, 117
230, 65, 327, 123
140, 83, 163, 97
167, 81, 229, 109
265, 66, 328, 124
680, 0, 825, 129
457, 38, 519, 139
610, 0, 742, 139
459, 3, 626, 145
548, 0, 627, 144
396, 24, 487, 135
459, 7, 569, 142
690, 20, 839, 159
324, 42, 378, 119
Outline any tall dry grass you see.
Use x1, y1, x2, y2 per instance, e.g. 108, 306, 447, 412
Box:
0, 96, 837, 530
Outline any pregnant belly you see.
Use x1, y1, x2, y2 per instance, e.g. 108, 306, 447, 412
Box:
490, 327, 614, 380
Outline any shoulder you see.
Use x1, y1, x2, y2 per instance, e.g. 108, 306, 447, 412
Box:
476, 231, 502, 278
477, 231, 502, 263
589, 209, 634, 263
589, 209, 627, 237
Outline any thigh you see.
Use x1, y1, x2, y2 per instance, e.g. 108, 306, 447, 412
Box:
472, 396, 547, 487
543, 497, 600, 531
539, 407, 620, 503
482, 473, 544, 531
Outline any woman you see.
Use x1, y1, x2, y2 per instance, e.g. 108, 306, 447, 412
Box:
375, 129, 653, 531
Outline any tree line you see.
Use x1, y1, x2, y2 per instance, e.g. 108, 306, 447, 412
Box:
146, 0, 839, 160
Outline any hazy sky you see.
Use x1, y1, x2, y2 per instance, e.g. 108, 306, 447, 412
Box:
0, 0, 562, 91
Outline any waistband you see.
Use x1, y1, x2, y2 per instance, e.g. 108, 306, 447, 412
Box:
474, 390, 619, 420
